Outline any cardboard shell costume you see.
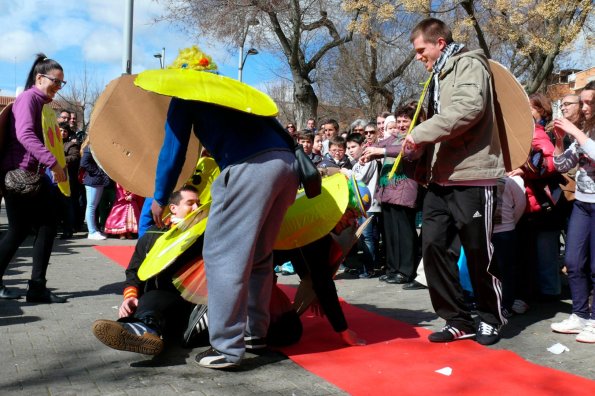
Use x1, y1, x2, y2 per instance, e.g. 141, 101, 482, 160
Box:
488, 60, 534, 171
86, 74, 200, 197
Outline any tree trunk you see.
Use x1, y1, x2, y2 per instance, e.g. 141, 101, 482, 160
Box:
293, 74, 318, 129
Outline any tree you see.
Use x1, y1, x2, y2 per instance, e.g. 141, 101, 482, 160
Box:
158, 0, 361, 128
405, 0, 593, 94
325, 0, 429, 117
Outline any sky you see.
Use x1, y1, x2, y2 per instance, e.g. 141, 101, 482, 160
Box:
0, 0, 279, 97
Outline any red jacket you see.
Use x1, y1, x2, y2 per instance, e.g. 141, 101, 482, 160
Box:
521, 124, 558, 213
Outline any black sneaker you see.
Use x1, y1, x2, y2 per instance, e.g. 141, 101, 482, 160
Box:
476, 322, 500, 345
428, 324, 475, 343
244, 336, 267, 350
183, 304, 209, 346
195, 347, 238, 369
501, 307, 514, 319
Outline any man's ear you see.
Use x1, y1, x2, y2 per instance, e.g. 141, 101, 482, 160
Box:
169, 204, 177, 216
437, 37, 447, 51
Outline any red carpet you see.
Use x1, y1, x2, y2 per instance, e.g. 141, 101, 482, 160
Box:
96, 245, 595, 395
95, 245, 135, 269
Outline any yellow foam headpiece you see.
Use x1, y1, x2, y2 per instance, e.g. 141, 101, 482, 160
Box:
168, 46, 218, 71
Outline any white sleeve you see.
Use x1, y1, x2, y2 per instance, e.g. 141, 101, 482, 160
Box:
508, 176, 526, 224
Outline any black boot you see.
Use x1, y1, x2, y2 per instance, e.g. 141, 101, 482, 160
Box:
26, 280, 67, 304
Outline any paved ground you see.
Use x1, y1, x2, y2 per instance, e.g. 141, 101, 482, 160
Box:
0, 205, 593, 395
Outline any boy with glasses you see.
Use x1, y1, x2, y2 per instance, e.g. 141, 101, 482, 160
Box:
320, 136, 352, 171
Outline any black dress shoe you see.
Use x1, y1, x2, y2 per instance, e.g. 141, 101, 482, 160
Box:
60, 232, 73, 240
385, 274, 411, 284
402, 280, 428, 290
0, 286, 21, 300
26, 289, 67, 303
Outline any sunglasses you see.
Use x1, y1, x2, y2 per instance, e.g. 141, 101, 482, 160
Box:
40, 74, 67, 88
364, 130, 376, 135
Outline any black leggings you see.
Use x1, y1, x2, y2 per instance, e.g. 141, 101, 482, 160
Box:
0, 176, 57, 283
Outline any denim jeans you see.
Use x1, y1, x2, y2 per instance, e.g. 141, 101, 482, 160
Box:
85, 185, 104, 234
359, 214, 379, 273
565, 200, 595, 319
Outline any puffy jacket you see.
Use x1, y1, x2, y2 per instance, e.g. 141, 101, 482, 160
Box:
81, 146, 110, 187
521, 124, 559, 213
374, 135, 418, 208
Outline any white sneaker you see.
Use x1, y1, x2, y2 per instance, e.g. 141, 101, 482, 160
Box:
88, 232, 107, 241
576, 322, 595, 343
511, 299, 529, 314
551, 313, 588, 334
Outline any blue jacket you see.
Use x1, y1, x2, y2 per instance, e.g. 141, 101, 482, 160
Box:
153, 98, 292, 205
81, 146, 110, 187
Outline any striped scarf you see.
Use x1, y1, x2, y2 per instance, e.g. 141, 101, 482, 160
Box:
430, 42, 465, 115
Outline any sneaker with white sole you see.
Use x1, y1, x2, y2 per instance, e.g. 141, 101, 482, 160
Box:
576, 323, 595, 343
511, 299, 529, 314
551, 313, 588, 334
195, 347, 238, 369
476, 321, 501, 345
428, 324, 475, 343
88, 232, 107, 241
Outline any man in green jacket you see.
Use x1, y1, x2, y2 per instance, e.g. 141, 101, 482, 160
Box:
403, 18, 506, 345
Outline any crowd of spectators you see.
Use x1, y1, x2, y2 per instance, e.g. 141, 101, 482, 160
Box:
281, 79, 595, 345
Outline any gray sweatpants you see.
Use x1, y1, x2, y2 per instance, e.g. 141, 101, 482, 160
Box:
203, 150, 298, 362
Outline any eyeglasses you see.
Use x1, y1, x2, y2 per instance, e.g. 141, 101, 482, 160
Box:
364, 130, 376, 135
40, 74, 67, 88
561, 101, 579, 107
329, 149, 345, 154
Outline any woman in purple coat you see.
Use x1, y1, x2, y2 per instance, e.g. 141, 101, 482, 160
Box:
0, 54, 67, 303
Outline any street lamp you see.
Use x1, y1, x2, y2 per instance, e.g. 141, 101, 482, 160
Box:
240, 48, 259, 81
238, 18, 259, 81
154, 47, 165, 69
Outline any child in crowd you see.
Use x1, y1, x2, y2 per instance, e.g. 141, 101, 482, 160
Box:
550, 81, 595, 342
341, 133, 380, 277
104, 183, 144, 239
297, 130, 322, 165
320, 136, 352, 171
313, 131, 324, 157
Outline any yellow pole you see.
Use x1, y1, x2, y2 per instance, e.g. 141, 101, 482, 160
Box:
387, 75, 433, 180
